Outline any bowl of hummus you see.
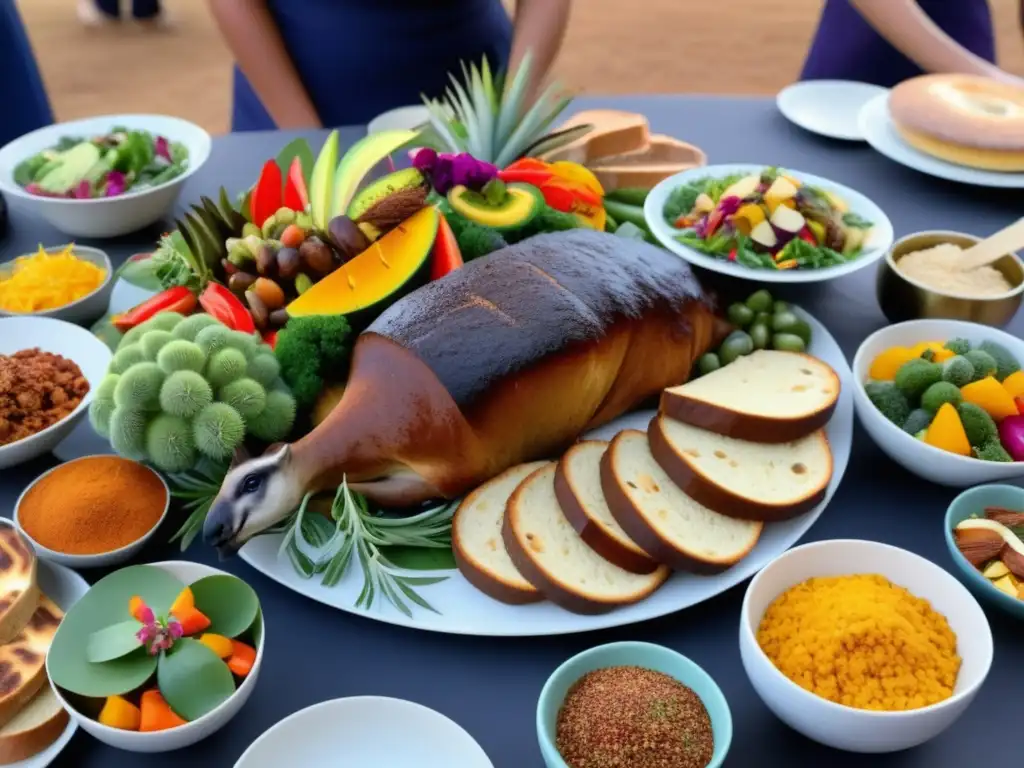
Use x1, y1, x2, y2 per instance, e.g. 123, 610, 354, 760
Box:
877, 230, 1024, 327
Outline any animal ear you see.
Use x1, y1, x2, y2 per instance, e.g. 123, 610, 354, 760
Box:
229, 445, 252, 470
263, 442, 290, 460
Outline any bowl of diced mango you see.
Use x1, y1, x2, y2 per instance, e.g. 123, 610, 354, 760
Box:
0, 243, 113, 326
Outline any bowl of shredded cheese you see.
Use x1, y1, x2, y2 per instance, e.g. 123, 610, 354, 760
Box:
739, 539, 992, 753
0, 244, 113, 325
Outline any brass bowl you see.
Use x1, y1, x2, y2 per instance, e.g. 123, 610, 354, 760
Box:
876, 230, 1024, 327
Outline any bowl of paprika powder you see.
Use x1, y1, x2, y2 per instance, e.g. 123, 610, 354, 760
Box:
14, 454, 169, 568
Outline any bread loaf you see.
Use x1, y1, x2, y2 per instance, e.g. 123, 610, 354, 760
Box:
0, 528, 38, 647
0, 686, 68, 765
0, 596, 62, 729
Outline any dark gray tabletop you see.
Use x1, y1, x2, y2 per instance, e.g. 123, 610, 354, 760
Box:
2, 95, 1022, 768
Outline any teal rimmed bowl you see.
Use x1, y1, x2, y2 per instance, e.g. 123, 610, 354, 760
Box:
945, 483, 1024, 619
536, 641, 732, 768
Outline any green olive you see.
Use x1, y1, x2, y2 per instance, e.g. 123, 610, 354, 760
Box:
719, 331, 755, 364
754, 311, 771, 326
749, 322, 770, 350
771, 311, 812, 344
745, 289, 773, 313
697, 353, 722, 376
727, 302, 755, 328
773, 300, 789, 315
772, 333, 807, 353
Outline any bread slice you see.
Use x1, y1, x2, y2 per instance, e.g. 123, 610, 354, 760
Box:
0, 528, 39, 647
503, 463, 670, 614
452, 461, 550, 605
554, 440, 659, 574
648, 415, 833, 522
0, 686, 68, 765
589, 135, 708, 191
0, 595, 63, 729
660, 350, 840, 443
542, 110, 650, 164
601, 430, 762, 572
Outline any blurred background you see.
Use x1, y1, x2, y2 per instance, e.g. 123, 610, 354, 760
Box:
19, 0, 1024, 135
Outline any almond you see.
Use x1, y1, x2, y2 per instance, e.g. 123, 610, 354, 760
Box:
954, 527, 1003, 566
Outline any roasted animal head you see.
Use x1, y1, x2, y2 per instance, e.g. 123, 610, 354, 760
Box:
203, 444, 306, 557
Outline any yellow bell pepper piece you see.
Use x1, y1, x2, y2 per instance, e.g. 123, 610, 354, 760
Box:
550, 161, 604, 197
1002, 370, 1024, 400
198, 633, 234, 659
961, 376, 1019, 421
869, 346, 917, 381
924, 403, 971, 456
99, 695, 141, 731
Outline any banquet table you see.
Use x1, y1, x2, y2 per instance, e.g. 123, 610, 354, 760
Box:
2, 94, 1022, 768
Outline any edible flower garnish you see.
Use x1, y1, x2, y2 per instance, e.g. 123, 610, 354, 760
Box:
412, 148, 498, 195
131, 598, 183, 655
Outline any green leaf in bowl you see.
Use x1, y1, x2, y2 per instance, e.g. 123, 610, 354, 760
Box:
189, 575, 260, 639
157, 638, 236, 721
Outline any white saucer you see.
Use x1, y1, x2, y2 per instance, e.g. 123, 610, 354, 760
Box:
233, 697, 494, 768
366, 105, 430, 135
777, 80, 888, 141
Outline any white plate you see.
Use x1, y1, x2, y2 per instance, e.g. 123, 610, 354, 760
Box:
366, 105, 430, 135
643, 164, 894, 284
238, 307, 854, 636
777, 80, 887, 141
233, 697, 493, 768
0, 521, 89, 768
858, 92, 1024, 188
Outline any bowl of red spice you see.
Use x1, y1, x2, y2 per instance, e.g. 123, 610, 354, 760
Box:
537, 641, 732, 768
14, 454, 169, 568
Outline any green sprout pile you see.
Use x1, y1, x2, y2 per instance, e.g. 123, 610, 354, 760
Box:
89, 311, 297, 473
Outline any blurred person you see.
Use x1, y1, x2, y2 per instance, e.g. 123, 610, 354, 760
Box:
801, 0, 1019, 88
1, 1, 53, 147
206, 0, 572, 131
78, 0, 170, 28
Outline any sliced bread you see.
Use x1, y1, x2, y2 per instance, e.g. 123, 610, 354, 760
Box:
503, 463, 670, 615
600, 430, 762, 572
0, 686, 68, 765
542, 110, 650, 164
660, 350, 840, 444
589, 136, 708, 191
648, 415, 833, 522
452, 461, 550, 605
0, 528, 39, 647
554, 440, 659, 574
0, 595, 63, 729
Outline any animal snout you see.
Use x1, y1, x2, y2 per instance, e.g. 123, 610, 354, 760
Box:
203, 501, 236, 548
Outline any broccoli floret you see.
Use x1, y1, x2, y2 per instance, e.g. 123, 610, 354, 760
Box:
866, 381, 911, 426
444, 212, 508, 261
920, 381, 962, 413
941, 355, 974, 388
973, 441, 1013, 462
956, 402, 998, 448
919, 348, 935, 362
893, 358, 942, 401
902, 408, 933, 435
944, 338, 971, 356
978, 340, 1021, 381
963, 349, 997, 381
274, 315, 353, 410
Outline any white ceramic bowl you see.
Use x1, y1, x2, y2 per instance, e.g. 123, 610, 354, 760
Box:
0, 245, 114, 325
0, 115, 211, 238
233, 697, 492, 768
14, 455, 169, 568
48, 560, 265, 753
0, 316, 112, 469
852, 318, 1024, 486
740, 539, 993, 753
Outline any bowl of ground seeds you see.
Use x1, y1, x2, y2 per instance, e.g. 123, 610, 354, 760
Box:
739, 539, 993, 753
15, 454, 169, 568
537, 641, 732, 768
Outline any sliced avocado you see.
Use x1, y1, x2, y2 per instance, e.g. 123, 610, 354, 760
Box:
446, 182, 542, 231
38, 142, 101, 195
346, 168, 426, 223
720, 174, 760, 201
309, 130, 339, 229
330, 129, 417, 220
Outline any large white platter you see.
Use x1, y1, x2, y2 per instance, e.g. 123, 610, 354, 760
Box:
643, 163, 894, 284
858, 92, 1024, 189
238, 306, 853, 636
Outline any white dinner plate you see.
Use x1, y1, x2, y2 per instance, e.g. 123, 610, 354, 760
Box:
858, 92, 1024, 188
233, 697, 493, 768
777, 80, 887, 141
238, 306, 854, 636
642, 164, 894, 284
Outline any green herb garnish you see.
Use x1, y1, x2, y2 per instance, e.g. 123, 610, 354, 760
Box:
842, 211, 874, 229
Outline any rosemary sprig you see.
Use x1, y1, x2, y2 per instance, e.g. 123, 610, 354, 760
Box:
166, 459, 229, 551
285, 478, 454, 617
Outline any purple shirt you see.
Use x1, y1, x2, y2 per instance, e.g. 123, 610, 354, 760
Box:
801, 0, 995, 87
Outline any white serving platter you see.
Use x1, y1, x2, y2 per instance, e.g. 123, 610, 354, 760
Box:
643, 164, 894, 284
777, 80, 887, 142
237, 306, 854, 636
858, 92, 1024, 188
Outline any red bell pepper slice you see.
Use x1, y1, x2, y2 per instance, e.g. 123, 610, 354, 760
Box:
798, 227, 816, 245
498, 168, 552, 186
262, 330, 278, 350
540, 183, 576, 212
430, 217, 464, 281
283, 156, 309, 212
504, 157, 550, 173
727, 248, 737, 262
199, 283, 256, 333
250, 160, 283, 228
112, 286, 196, 332
705, 208, 725, 238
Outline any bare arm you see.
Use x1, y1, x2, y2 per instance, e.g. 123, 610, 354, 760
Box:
850, 0, 1018, 83
207, 0, 321, 129
508, 0, 572, 95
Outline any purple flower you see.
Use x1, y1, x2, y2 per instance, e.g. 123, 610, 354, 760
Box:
168, 618, 183, 638
105, 171, 127, 197
155, 136, 172, 163
694, 214, 710, 239
423, 152, 499, 196
410, 147, 438, 174
432, 155, 455, 196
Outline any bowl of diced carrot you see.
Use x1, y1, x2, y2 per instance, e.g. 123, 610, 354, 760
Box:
852, 319, 1024, 487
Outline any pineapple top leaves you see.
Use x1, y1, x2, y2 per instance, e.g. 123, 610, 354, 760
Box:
420, 52, 587, 168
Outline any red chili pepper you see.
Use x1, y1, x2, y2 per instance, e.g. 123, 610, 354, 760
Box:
498, 168, 553, 186
727, 248, 737, 262
798, 226, 817, 245
199, 283, 256, 333
262, 330, 278, 350
430, 217, 464, 281
504, 157, 550, 173
112, 287, 196, 332
282, 156, 309, 212
250, 160, 283, 228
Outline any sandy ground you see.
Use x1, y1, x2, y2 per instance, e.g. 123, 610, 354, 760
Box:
15, 0, 1024, 135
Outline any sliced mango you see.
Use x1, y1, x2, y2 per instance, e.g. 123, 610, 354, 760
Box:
99, 695, 141, 731
961, 376, 1019, 421
733, 203, 766, 235
1002, 370, 1024, 399
869, 346, 917, 381
923, 402, 971, 456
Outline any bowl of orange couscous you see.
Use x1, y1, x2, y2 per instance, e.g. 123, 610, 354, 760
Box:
739, 539, 992, 754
